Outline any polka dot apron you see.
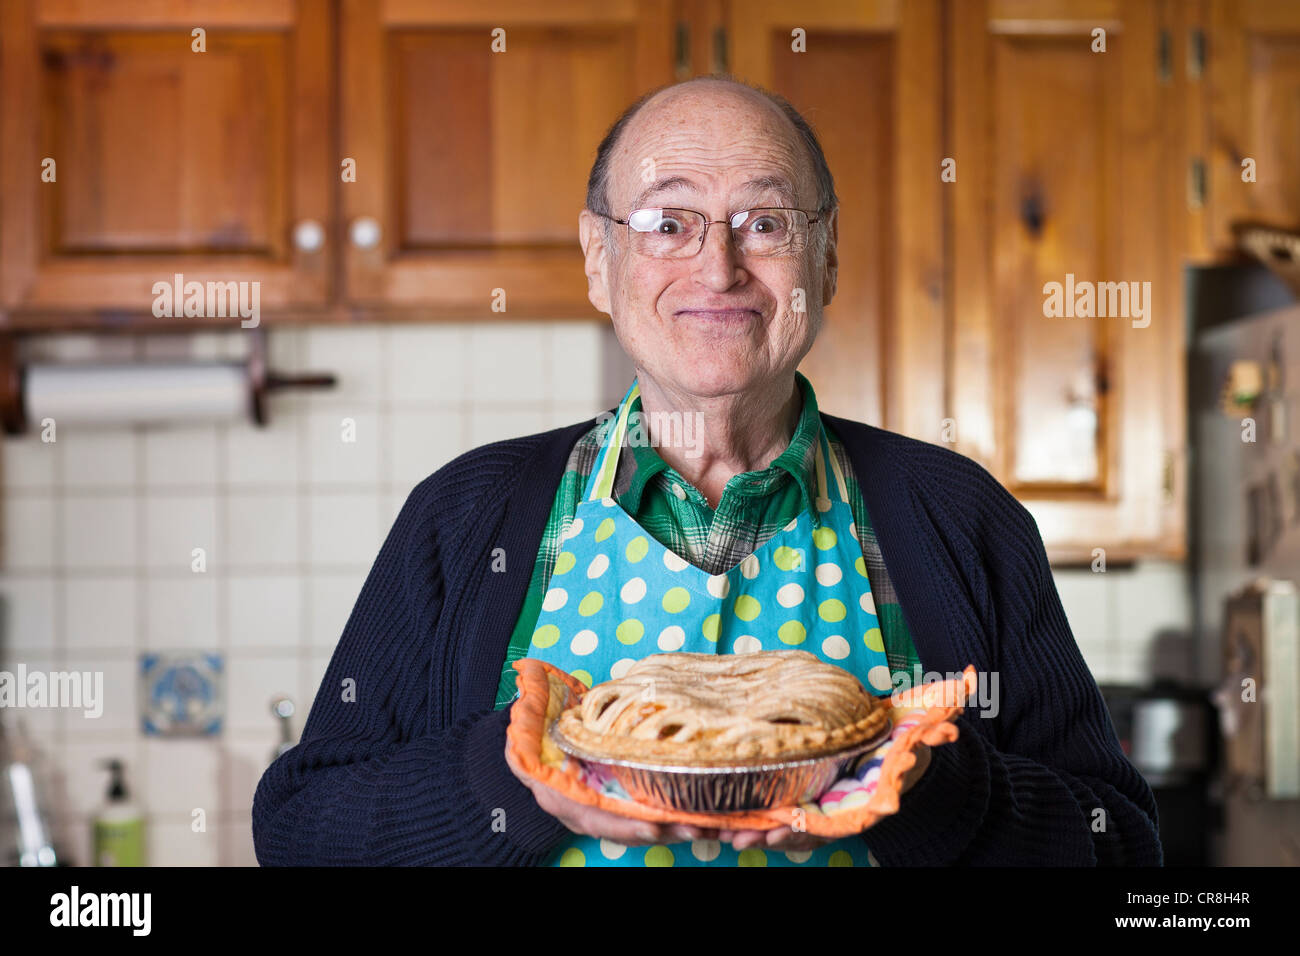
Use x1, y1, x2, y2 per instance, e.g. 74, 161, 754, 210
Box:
528, 380, 891, 867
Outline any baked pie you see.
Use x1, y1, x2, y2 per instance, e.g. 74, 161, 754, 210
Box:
553, 650, 892, 766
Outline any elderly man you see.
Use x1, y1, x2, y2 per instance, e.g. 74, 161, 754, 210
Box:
253, 76, 1161, 867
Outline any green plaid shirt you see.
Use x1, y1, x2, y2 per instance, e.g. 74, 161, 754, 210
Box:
493, 372, 921, 707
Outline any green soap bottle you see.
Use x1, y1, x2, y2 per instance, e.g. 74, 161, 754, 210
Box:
93, 759, 145, 867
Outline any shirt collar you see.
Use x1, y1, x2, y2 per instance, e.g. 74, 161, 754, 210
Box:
613, 371, 823, 518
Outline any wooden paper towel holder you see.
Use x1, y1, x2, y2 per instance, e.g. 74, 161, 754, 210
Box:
0, 327, 336, 434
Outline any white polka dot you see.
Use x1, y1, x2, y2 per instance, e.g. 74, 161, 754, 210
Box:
601, 496, 617, 507
620, 577, 647, 603
658, 625, 686, 651
783, 517, 798, 532
691, 839, 721, 862
815, 563, 843, 586
785, 849, 813, 864
587, 553, 610, 578
776, 583, 804, 608
561, 518, 584, 542
671, 482, 687, 500
541, 588, 568, 612
821, 635, 850, 660
663, 550, 689, 572
733, 635, 761, 654
859, 592, 876, 615
706, 574, 730, 599
739, 554, 760, 579
571, 630, 599, 656
816, 496, 832, 512
610, 658, 636, 679
849, 521, 857, 539
868, 665, 893, 691
600, 839, 628, 859
866, 849, 880, 867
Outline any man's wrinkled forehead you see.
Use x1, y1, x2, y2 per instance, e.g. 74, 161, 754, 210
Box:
629, 173, 799, 212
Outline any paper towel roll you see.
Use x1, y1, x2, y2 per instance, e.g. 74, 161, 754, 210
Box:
24, 362, 250, 427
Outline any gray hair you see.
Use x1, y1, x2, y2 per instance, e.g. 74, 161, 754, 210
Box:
585, 75, 838, 245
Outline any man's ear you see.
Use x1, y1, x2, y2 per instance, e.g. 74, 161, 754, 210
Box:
578, 209, 613, 316
820, 206, 839, 307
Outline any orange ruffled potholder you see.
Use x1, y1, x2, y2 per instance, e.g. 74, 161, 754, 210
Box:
505, 657, 977, 837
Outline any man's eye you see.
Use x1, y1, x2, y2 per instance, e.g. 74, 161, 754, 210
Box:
748, 216, 783, 235
656, 218, 684, 234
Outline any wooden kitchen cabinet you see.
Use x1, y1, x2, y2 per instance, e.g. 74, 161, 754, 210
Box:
1204, 0, 1300, 256
947, 0, 1186, 562
725, 0, 945, 440
0, 0, 333, 322
338, 0, 675, 317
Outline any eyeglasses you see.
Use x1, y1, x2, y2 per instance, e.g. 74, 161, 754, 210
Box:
594, 207, 824, 259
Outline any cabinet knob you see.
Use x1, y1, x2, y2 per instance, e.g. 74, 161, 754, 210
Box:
293, 219, 325, 252
349, 216, 382, 250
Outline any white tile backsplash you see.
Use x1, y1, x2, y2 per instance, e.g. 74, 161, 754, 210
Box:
142, 495, 218, 572
144, 575, 219, 650
305, 408, 381, 485
64, 576, 137, 655
228, 574, 301, 648
226, 493, 300, 568
60, 495, 136, 570
0, 320, 938, 865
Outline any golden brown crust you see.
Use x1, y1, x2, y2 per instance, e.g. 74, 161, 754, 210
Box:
554, 650, 892, 766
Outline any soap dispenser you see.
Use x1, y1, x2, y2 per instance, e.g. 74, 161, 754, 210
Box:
92, 759, 145, 866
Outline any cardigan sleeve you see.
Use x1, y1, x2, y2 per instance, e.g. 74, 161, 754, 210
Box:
860, 466, 1164, 867
251, 478, 569, 866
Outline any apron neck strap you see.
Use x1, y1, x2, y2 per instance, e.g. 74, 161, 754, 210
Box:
585, 379, 640, 501
585, 380, 850, 508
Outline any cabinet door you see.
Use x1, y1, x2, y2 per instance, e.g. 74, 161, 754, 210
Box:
1207, 0, 1300, 253
728, 0, 944, 437
0, 0, 333, 320
949, 0, 1184, 561
340, 0, 674, 316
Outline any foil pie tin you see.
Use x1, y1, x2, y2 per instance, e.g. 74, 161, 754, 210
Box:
548, 719, 893, 814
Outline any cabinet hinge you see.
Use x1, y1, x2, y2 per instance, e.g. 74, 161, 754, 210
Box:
1188, 158, 1207, 210
1157, 29, 1172, 84
674, 22, 690, 79
712, 26, 728, 74
1188, 28, 1205, 79
1162, 451, 1176, 503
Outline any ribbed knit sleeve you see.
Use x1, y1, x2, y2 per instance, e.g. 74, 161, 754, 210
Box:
857, 437, 1163, 866
251, 458, 569, 866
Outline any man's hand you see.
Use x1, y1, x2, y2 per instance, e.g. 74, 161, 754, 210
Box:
505, 741, 716, 846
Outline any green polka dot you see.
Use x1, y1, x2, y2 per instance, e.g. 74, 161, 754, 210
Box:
644, 845, 674, 867
554, 552, 576, 575
532, 624, 560, 648
570, 670, 593, 688
734, 595, 761, 622
773, 546, 802, 571
818, 598, 847, 622
662, 586, 691, 614
828, 850, 854, 867
863, 627, 884, 652
702, 613, 720, 642
616, 618, 644, 645
778, 620, 807, 645
626, 536, 649, 563
559, 847, 586, 866
813, 526, 838, 550
737, 848, 768, 867
578, 592, 604, 616
854, 556, 868, 578
595, 518, 616, 542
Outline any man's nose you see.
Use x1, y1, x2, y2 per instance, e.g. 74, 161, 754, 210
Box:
691, 221, 743, 285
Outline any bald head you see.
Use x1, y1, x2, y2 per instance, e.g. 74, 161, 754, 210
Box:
585, 76, 837, 229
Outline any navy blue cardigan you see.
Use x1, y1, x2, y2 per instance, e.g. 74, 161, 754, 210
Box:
252, 413, 1162, 866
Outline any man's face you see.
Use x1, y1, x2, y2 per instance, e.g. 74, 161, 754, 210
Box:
579, 86, 838, 400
